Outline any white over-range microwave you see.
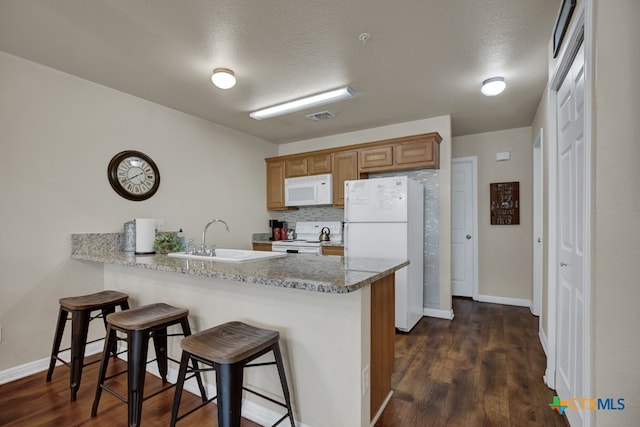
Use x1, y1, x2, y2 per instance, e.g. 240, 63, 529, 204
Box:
284, 173, 333, 207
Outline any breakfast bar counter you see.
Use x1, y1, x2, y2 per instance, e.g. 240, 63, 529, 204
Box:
71, 233, 407, 427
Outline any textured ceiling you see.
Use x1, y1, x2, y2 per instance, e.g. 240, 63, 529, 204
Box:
0, 0, 560, 144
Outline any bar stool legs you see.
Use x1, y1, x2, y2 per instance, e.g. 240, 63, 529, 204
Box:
170, 321, 295, 427
91, 303, 206, 427
46, 290, 129, 401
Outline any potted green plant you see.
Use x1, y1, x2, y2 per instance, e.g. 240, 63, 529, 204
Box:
153, 232, 182, 254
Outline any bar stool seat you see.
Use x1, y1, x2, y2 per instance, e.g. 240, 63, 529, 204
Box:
171, 321, 295, 427
91, 303, 206, 427
46, 290, 129, 401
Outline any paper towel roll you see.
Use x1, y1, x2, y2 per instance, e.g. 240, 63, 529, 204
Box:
135, 218, 157, 254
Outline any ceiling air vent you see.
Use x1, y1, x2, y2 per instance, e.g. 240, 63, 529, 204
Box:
306, 111, 335, 121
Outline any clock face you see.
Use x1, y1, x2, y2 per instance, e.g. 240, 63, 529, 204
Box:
108, 151, 160, 201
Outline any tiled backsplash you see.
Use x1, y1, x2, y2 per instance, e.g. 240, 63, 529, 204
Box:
274, 169, 440, 309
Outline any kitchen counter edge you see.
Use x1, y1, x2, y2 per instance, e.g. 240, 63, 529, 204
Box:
71, 251, 407, 294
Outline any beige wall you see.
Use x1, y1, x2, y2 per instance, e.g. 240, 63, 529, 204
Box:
453, 127, 533, 301
279, 116, 453, 312
0, 51, 277, 371
592, 0, 640, 424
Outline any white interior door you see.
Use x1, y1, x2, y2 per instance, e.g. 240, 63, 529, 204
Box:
451, 158, 476, 297
532, 132, 543, 316
556, 43, 586, 427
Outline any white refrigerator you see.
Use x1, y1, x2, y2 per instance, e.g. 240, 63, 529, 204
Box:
344, 176, 424, 332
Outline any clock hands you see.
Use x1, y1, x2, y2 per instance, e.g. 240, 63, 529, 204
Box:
123, 171, 145, 184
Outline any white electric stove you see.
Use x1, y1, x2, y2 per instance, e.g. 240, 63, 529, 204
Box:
271, 221, 342, 255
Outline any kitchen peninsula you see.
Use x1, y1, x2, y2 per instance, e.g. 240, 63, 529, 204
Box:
71, 233, 407, 427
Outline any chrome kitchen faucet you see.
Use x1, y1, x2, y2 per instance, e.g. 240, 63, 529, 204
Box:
201, 219, 230, 255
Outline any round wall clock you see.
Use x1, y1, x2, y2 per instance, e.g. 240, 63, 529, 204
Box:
107, 150, 160, 201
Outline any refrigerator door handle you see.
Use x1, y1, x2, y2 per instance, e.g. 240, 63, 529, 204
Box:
343, 222, 348, 256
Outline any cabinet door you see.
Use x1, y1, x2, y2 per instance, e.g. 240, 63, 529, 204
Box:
253, 242, 273, 252
308, 153, 332, 175
285, 157, 308, 177
322, 245, 344, 256
332, 151, 359, 207
359, 145, 393, 171
266, 159, 287, 210
395, 139, 436, 166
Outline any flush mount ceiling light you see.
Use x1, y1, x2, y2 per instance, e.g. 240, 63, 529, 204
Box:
481, 77, 506, 96
250, 86, 355, 120
211, 68, 236, 89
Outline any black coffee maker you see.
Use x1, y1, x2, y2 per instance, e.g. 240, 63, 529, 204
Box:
269, 219, 286, 241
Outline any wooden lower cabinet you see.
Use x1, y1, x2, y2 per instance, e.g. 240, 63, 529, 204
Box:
370, 274, 395, 420
252, 242, 273, 252
321, 245, 344, 256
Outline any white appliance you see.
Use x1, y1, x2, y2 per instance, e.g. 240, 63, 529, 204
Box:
284, 174, 333, 207
344, 176, 424, 332
271, 221, 342, 255
134, 218, 163, 254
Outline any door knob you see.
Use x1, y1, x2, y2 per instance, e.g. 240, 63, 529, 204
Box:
466, 234, 472, 240
560, 262, 568, 267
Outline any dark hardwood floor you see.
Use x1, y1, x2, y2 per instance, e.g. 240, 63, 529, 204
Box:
0, 353, 260, 427
1, 298, 567, 426
375, 298, 568, 427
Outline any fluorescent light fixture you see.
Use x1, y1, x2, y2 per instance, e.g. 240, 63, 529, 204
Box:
211, 68, 236, 89
481, 77, 506, 96
250, 86, 355, 120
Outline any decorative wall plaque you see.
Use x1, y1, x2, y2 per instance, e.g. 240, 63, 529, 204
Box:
490, 182, 520, 225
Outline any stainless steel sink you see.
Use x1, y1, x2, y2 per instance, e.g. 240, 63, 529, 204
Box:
167, 249, 285, 263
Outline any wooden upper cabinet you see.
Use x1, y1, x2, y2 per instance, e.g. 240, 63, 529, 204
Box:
332, 151, 359, 208
266, 159, 288, 210
265, 132, 441, 210
285, 153, 331, 177
359, 146, 394, 171
308, 153, 332, 175
395, 138, 438, 168
285, 157, 308, 177
358, 133, 441, 173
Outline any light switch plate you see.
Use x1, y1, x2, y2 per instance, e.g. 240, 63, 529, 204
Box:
496, 151, 511, 161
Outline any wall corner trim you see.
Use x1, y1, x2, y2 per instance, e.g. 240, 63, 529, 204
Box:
423, 308, 455, 320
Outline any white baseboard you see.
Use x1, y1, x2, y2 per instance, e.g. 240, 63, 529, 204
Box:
539, 328, 548, 357
423, 307, 455, 320
475, 294, 532, 308
0, 340, 104, 385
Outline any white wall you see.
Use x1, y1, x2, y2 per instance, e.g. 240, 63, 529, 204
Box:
279, 116, 453, 312
0, 51, 277, 371
453, 127, 533, 302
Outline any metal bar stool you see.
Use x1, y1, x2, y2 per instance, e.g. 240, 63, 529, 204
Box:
91, 303, 207, 427
46, 290, 130, 401
170, 321, 295, 427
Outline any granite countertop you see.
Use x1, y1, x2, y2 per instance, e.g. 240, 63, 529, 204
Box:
72, 251, 406, 293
